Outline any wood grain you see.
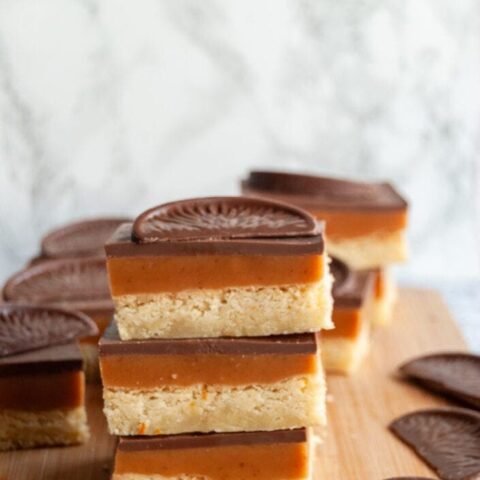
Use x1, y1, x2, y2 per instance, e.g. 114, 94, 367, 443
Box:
0, 288, 468, 480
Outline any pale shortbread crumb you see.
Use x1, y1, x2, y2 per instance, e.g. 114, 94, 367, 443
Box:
322, 322, 370, 375
113, 279, 333, 340
103, 374, 326, 436
0, 406, 89, 451
326, 229, 407, 270
372, 274, 398, 326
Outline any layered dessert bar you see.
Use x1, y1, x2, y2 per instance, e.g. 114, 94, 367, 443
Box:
2, 257, 113, 379
0, 304, 97, 450
322, 258, 375, 374
242, 171, 408, 270
106, 197, 333, 340
112, 429, 312, 480
242, 171, 407, 325
30, 217, 129, 264
100, 323, 325, 435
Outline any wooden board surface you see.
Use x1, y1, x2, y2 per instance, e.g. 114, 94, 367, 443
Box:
0, 288, 469, 480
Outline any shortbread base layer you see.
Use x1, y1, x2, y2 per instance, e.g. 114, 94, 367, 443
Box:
326, 230, 407, 270
0, 406, 89, 451
372, 276, 398, 326
322, 325, 370, 374
114, 279, 333, 340
103, 375, 325, 436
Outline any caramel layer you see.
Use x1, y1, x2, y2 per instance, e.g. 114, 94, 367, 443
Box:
114, 442, 309, 479
107, 254, 323, 296
82, 312, 112, 345
374, 269, 386, 299
313, 210, 407, 238
0, 370, 84, 411
325, 308, 362, 339
101, 353, 318, 388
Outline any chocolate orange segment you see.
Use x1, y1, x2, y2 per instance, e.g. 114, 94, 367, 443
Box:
0, 305, 98, 356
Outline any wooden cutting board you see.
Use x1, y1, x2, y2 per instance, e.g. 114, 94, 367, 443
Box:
0, 288, 468, 480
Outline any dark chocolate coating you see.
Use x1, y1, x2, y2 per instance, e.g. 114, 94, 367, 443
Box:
0, 304, 98, 357
118, 428, 307, 451
242, 170, 408, 211
2, 257, 113, 312
106, 222, 324, 257
99, 322, 317, 356
41, 217, 130, 258
331, 257, 375, 308
0, 342, 83, 377
132, 196, 318, 243
400, 352, 480, 410
390, 408, 480, 480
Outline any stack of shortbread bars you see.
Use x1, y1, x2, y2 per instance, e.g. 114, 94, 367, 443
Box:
99, 196, 333, 480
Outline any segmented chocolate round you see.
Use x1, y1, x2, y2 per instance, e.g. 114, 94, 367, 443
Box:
133, 197, 317, 242
330, 257, 354, 297
0, 305, 98, 356
400, 353, 480, 409
2, 257, 111, 306
41, 217, 129, 258
390, 408, 480, 480
244, 171, 384, 201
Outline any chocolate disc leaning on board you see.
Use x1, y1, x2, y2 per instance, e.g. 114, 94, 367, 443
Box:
0, 305, 98, 357
400, 352, 480, 410
389, 408, 480, 480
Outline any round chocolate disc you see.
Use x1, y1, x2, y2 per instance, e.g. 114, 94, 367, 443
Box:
2, 257, 111, 307
41, 217, 129, 258
400, 352, 480, 410
0, 304, 98, 357
133, 196, 318, 243
390, 408, 480, 480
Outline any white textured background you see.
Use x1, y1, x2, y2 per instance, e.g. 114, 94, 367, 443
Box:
1, 0, 480, 296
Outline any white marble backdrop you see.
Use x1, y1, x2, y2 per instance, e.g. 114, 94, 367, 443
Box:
1, 0, 479, 283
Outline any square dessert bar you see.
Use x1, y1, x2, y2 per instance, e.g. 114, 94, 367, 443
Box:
242, 171, 408, 270
2, 257, 114, 379
112, 429, 312, 480
99, 323, 325, 436
105, 197, 333, 340
322, 258, 375, 374
0, 305, 97, 450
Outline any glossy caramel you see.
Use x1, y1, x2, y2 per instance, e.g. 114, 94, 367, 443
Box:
0, 370, 84, 411
314, 210, 407, 238
107, 254, 324, 296
100, 353, 318, 388
114, 442, 309, 479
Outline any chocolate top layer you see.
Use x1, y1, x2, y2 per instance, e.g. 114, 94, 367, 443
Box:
106, 220, 324, 257
133, 196, 317, 243
400, 352, 480, 410
242, 170, 408, 211
100, 322, 317, 356
390, 408, 480, 480
41, 217, 130, 258
118, 428, 307, 451
0, 304, 98, 357
331, 257, 375, 307
2, 257, 113, 312
0, 342, 83, 377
